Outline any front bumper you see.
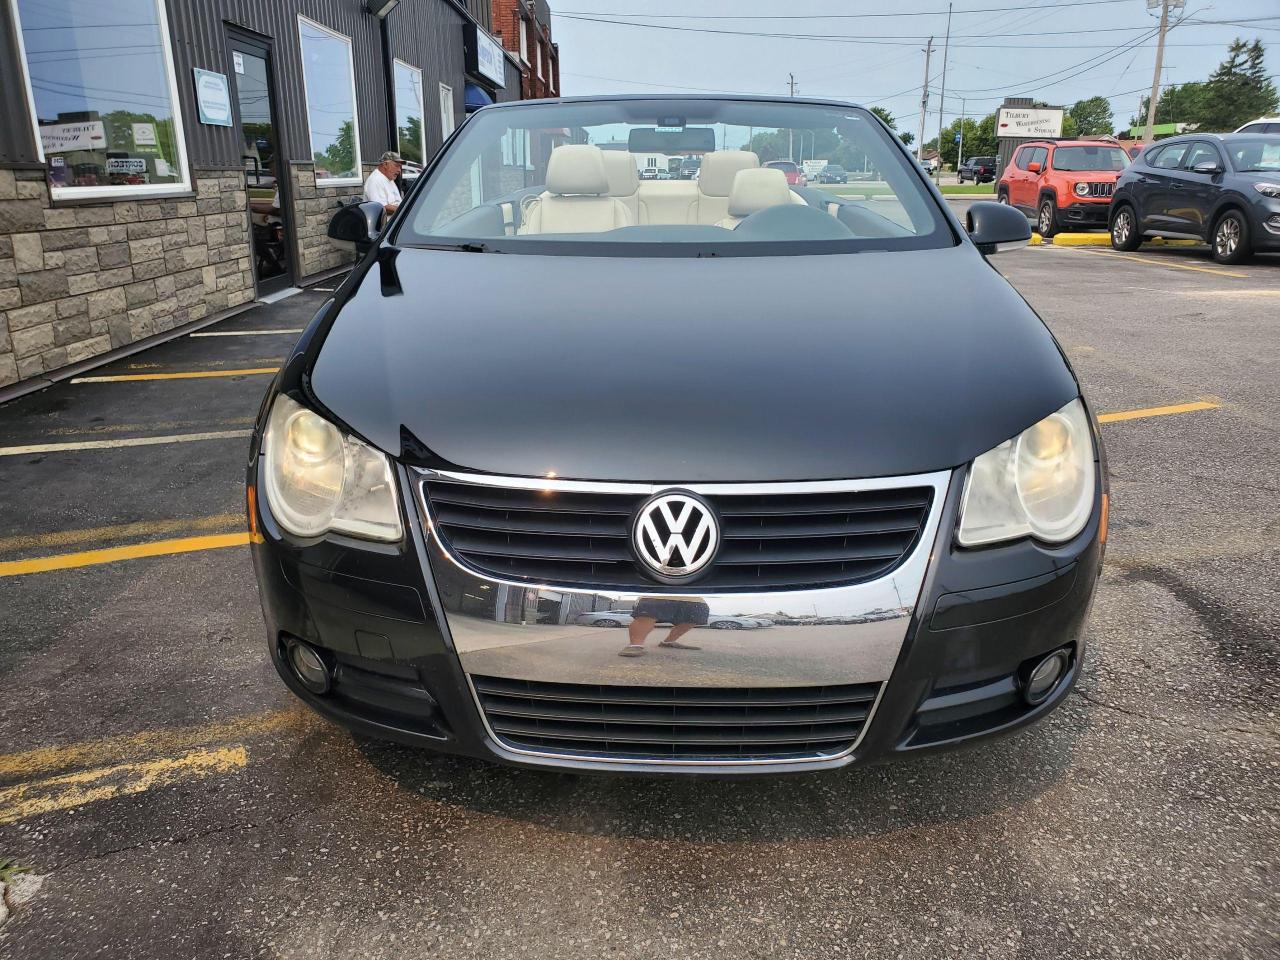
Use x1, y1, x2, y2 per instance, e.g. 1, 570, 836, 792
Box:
1058, 201, 1111, 227
250, 459, 1105, 775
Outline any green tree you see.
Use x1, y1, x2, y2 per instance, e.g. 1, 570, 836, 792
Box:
1067, 96, 1115, 136
1131, 82, 1207, 129
315, 119, 356, 178
898, 130, 915, 147
869, 106, 898, 131
1196, 39, 1278, 131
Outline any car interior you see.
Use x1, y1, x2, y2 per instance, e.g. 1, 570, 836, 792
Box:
426, 143, 916, 243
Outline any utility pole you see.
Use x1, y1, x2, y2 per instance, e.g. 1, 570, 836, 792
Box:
1143, 0, 1183, 144
917, 38, 934, 162
789, 73, 796, 161
936, 3, 952, 180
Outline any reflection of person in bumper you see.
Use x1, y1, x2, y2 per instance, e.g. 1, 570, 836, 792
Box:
619, 598, 709, 657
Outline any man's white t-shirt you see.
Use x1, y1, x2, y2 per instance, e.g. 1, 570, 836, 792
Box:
364, 168, 401, 208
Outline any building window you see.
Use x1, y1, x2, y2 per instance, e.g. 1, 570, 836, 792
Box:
519, 19, 528, 63
536, 42, 543, 80
439, 84, 455, 139
393, 60, 424, 166
11, 0, 190, 200
298, 16, 361, 185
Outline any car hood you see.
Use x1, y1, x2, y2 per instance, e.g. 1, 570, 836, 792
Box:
310, 245, 1079, 482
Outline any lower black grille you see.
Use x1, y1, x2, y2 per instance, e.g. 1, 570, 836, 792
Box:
423, 478, 933, 591
472, 675, 881, 761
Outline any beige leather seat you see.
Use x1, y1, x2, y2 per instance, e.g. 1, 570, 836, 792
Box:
601, 151, 640, 221
519, 145, 633, 234
694, 150, 759, 224
715, 168, 795, 229
636, 180, 698, 224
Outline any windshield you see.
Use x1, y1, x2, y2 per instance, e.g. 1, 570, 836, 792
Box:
397, 99, 949, 256
1227, 137, 1280, 172
1052, 146, 1128, 172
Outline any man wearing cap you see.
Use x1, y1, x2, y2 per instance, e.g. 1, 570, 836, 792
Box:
364, 151, 404, 214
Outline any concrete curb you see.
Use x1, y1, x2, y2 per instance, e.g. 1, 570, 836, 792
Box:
1030, 233, 1203, 248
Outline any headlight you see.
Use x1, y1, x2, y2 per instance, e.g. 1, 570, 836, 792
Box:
1073, 181, 1090, 197
261, 394, 403, 541
1253, 182, 1280, 198
958, 398, 1096, 547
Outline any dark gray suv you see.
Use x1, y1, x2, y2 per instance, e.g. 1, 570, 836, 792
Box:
1109, 133, 1280, 264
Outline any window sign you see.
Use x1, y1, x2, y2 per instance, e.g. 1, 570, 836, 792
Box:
394, 60, 425, 166
233, 51, 245, 74
298, 17, 362, 185
193, 69, 233, 127
12, 0, 190, 198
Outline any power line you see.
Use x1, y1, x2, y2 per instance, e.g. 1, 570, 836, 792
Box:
556, 0, 1138, 20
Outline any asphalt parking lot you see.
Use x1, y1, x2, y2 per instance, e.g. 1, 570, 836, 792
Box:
1, 240, 1277, 959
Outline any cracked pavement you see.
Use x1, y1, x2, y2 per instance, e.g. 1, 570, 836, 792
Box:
0, 244, 1278, 958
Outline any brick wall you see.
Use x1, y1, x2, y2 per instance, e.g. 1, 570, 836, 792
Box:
0, 168, 255, 389
289, 161, 366, 279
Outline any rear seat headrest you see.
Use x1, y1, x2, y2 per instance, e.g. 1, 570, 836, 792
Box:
600, 150, 640, 196
727, 168, 793, 217
546, 145, 610, 196
697, 150, 760, 196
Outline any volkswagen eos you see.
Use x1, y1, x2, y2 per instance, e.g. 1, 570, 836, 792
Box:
248, 96, 1107, 775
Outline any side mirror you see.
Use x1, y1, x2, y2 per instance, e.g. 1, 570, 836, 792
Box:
967, 200, 1032, 255
1192, 160, 1222, 175
328, 200, 385, 255
1026, 161, 1042, 174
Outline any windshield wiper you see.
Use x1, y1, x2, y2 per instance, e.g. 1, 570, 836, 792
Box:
410, 241, 499, 253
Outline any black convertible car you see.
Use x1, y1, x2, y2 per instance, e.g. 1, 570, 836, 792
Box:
248, 96, 1107, 775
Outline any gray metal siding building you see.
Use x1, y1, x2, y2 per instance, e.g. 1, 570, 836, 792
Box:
0, 0, 525, 393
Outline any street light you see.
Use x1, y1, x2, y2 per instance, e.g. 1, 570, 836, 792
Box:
366, 0, 400, 18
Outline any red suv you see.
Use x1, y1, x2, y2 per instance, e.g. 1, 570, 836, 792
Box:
997, 140, 1130, 237
764, 160, 807, 186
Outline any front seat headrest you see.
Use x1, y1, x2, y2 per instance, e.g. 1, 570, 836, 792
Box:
727, 168, 793, 218
600, 150, 640, 196
545, 144, 610, 196
697, 150, 760, 197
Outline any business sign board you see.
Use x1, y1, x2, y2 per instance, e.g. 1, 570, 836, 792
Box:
40, 120, 106, 154
996, 107, 1064, 139
194, 68, 233, 126
465, 23, 506, 87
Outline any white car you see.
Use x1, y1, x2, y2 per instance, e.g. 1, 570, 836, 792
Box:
575, 610, 634, 627
1235, 117, 1280, 134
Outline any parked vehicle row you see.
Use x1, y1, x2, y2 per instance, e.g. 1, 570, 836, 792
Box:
957, 156, 998, 183
994, 132, 1280, 263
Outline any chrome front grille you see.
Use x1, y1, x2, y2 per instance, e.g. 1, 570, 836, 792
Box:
422, 477, 933, 591
1086, 182, 1114, 198
472, 675, 882, 762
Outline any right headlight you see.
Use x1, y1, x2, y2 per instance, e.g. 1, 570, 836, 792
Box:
261, 394, 403, 542
957, 397, 1096, 547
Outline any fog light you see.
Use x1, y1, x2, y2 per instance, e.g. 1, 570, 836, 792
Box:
287, 639, 331, 694
1025, 650, 1069, 705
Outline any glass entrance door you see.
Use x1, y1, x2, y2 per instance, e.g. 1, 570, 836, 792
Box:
228, 36, 293, 296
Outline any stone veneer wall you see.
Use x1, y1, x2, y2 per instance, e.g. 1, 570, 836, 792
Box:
289, 162, 366, 279
0, 167, 255, 389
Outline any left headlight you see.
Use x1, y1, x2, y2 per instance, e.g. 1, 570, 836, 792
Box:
1073, 181, 1090, 197
261, 394, 403, 542
1252, 182, 1280, 199
958, 398, 1096, 547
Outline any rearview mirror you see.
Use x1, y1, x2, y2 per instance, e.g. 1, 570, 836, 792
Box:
328, 200, 385, 255
1027, 161, 1042, 174
966, 201, 1032, 255
1192, 160, 1222, 174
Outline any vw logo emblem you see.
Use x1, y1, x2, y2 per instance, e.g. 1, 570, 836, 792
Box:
633, 491, 719, 581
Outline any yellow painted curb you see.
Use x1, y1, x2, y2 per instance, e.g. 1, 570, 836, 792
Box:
1045, 233, 1112, 246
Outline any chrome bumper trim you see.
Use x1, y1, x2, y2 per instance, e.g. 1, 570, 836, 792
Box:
412, 468, 955, 769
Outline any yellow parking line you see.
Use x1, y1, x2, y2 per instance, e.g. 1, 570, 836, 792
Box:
0, 746, 248, 825
0, 709, 301, 780
0, 532, 250, 578
1082, 250, 1249, 279
1097, 400, 1220, 423
0, 514, 243, 555
70, 367, 279, 383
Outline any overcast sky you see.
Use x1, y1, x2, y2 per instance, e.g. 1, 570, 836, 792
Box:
552, 0, 1279, 136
